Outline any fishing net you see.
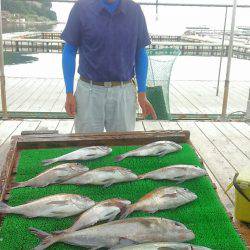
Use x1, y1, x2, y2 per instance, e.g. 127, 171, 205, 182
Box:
0, 145, 246, 249
146, 47, 181, 120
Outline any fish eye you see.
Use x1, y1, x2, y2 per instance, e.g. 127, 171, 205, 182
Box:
174, 222, 182, 227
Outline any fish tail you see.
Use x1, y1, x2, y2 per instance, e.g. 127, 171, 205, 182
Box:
42, 158, 57, 166
11, 182, 27, 189
138, 174, 146, 180
29, 227, 61, 250
0, 201, 11, 214
119, 205, 135, 219
114, 154, 126, 162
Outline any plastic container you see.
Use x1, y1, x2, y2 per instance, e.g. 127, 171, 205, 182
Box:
233, 171, 250, 222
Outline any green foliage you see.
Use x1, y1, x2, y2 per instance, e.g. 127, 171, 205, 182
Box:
2, 0, 57, 21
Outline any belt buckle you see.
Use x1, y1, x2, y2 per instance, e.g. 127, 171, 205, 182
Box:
104, 81, 112, 87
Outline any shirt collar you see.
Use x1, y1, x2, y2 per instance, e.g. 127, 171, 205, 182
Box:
96, 0, 127, 14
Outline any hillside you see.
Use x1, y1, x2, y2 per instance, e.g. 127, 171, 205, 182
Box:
2, 0, 57, 23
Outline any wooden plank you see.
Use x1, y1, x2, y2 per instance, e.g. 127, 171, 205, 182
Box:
36, 119, 59, 131
56, 119, 74, 134
11, 120, 41, 136
196, 122, 250, 172
9, 78, 45, 111
178, 121, 236, 203
160, 121, 181, 130
170, 84, 203, 114
31, 79, 58, 112
143, 120, 163, 131
134, 121, 145, 131
0, 120, 22, 146
16, 130, 191, 150
40, 79, 63, 112
19, 79, 54, 112
213, 122, 250, 159
231, 122, 250, 140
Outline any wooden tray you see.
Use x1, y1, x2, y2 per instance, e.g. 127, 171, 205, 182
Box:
0, 130, 249, 248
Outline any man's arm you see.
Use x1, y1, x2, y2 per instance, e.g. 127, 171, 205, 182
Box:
135, 47, 157, 119
62, 43, 77, 117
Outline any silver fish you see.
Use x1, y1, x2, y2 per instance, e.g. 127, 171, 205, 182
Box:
30, 217, 195, 250
120, 187, 197, 218
0, 194, 95, 218
113, 242, 211, 250
55, 198, 131, 234
12, 163, 89, 188
42, 146, 112, 166
139, 165, 207, 182
115, 141, 182, 162
62, 166, 138, 187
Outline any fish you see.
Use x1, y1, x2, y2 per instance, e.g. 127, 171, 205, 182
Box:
30, 217, 195, 250
12, 163, 89, 188
54, 198, 131, 234
0, 194, 95, 218
42, 146, 112, 166
139, 165, 207, 182
115, 141, 182, 162
112, 242, 211, 250
120, 187, 197, 219
62, 166, 138, 187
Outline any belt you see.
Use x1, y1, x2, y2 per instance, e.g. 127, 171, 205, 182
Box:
80, 76, 132, 87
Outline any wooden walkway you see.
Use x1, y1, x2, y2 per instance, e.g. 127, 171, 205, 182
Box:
1, 77, 249, 115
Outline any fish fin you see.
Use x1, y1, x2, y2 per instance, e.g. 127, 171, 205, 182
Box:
119, 205, 135, 219
114, 155, 126, 162
102, 179, 115, 188
155, 150, 168, 157
162, 191, 178, 198
29, 227, 61, 250
173, 175, 186, 183
42, 158, 57, 166
0, 201, 11, 213
46, 200, 69, 206
109, 238, 138, 250
86, 154, 96, 157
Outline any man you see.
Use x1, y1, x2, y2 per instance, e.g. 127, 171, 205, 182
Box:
62, 0, 157, 133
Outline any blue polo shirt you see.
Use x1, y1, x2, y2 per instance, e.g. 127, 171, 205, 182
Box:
61, 0, 151, 82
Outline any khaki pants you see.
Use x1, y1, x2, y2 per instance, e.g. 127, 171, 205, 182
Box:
74, 79, 137, 133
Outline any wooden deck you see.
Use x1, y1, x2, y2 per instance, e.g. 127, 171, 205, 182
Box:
1, 77, 249, 115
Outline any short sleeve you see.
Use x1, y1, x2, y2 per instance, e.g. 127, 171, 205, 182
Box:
61, 2, 82, 47
137, 6, 151, 50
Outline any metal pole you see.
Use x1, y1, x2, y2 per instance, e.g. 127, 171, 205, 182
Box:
156, 0, 158, 21
0, 0, 8, 119
216, 6, 228, 96
221, 0, 237, 118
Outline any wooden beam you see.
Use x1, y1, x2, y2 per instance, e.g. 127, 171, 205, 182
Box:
0, 0, 7, 118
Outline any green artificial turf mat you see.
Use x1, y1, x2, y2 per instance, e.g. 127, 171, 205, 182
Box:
0, 144, 247, 250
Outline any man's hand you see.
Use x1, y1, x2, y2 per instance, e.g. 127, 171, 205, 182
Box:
65, 93, 76, 117
138, 92, 157, 120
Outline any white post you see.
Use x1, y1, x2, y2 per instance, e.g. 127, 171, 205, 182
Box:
221, 0, 237, 118
0, 0, 7, 118
216, 7, 228, 96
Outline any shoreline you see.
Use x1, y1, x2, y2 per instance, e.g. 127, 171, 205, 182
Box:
3, 20, 58, 26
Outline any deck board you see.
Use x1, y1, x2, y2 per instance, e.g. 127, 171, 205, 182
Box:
177, 121, 236, 203
2, 77, 250, 115
196, 122, 250, 172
